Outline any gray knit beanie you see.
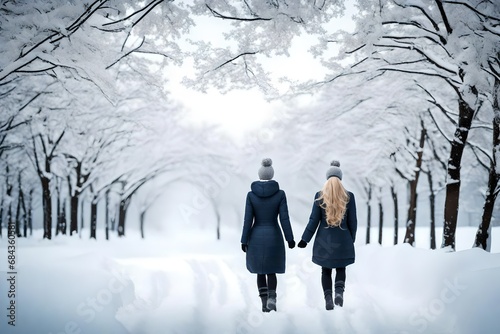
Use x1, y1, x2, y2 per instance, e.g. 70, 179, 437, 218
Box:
326, 160, 343, 180
258, 158, 274, 180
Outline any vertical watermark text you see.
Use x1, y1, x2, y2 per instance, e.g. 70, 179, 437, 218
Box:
6, 220, 17, 327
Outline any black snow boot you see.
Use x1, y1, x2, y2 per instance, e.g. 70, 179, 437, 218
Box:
334, 281, 345, 307
267, 290, 277, 311
259, 287, 270, 312
324, 289, 334, 310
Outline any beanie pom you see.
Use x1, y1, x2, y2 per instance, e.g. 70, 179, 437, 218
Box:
261, 158, 273, 167
258, 158, 274, 180
326, 160, 343, 180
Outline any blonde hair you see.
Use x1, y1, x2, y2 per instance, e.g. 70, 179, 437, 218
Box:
317, 177, 349, 227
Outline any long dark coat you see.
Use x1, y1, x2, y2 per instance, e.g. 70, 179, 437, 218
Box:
301, 191, 357, 268
241, 181, 294, 274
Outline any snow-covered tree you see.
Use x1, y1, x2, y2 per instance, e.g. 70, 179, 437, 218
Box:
324, 0, 500, 250
0, 0, 192, 101
186, 0, 346, 95
474, 76, 500, 250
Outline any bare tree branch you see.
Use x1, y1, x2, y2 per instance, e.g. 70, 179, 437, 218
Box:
443, 0, 500, 21
416, 83, 458, 126
435, 0, 453, 35
382, 20, 447, 44
395, 1, 441, 32
467, 142, 491, 169
208, 51, 259, 73
373, 42, 457, 74
205, 4, 272, 21
105, 37, 146, 69
102, 0, 166, 28
426, 108, 453, 144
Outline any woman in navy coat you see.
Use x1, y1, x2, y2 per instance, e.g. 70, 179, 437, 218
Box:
298, 160, 357, 310
241, 158, 295, 312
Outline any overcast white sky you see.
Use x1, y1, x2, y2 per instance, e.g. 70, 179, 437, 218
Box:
165, 3, 357, 142
166, 43, 324, 141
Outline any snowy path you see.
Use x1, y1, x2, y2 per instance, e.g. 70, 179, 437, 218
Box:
110, 234, 500, 334
1, 227, 499, 334
114, 252, 370, 334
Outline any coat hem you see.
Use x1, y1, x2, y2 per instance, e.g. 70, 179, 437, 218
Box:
247, 269, 286, 274
312, 257, 354, 269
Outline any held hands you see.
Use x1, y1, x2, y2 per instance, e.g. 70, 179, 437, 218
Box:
297, 240, 308, 248
243, 240, 303, 252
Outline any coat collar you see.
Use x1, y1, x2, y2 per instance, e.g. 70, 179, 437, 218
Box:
251, 180, 280, 198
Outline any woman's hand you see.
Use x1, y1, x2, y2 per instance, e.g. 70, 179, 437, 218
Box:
241, 244, 248, 252
288, 240, 296, 249
297, 240, 308, 248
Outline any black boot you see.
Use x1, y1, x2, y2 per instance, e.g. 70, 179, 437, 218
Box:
324, 289, 334, 310
259, 287, 270, 312
267, 290, 277, 311
334, 281, 345, 307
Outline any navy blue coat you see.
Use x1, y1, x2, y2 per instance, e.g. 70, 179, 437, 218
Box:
301, 191, 357, 268
241, 181, 294, 274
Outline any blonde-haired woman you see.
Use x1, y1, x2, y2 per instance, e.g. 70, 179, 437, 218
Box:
298, 160, 357, 310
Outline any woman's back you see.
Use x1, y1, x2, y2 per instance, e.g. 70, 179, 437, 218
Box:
247, 181, 285, 225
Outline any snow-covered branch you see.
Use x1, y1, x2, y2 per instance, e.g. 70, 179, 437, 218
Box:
442, 0, 500, 21
205, 4, 272, 21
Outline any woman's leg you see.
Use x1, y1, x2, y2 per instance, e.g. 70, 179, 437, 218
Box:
266, 274, 278, 311
267, 274, 277, 291
321, 267, 333, 292
257, 274, 267, 289
334, 267, 346, 306
334, 267, 346, 284
257, 274, 270, 312
321, 267, 334, 310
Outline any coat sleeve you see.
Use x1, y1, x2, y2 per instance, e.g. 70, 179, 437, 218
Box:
278, 191, 294, 242
301, 192, 322, 243
347, 192, 358, 243
240, 193, 254, 244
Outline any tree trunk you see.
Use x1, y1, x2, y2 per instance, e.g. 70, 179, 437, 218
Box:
474, 115, 500, 250
23, 204, 28, 238
427, 171, 437, 250
442, 97, 475, 250
365, 183, 372, 244
17, 175, 26, 238
69, 193, 79, 235
79, 197, 84, 238
15, 173, 24, 237
61, 200, 67, 235
378, 196, 383, 245
15, 188, 22, 237
216, 208, 221, 241
7, 203, 12, 236
105, 191, 110, 241
117, 199, 129, 237
0, 197, 3, 238
90, 199, 97, 239
69, 161, 89, 236
140, 210, 145, 239
116, 170, 165, 238
41, 177, 52, 239
391, 185, 399, 245
27, 189, 33, 236
404, 121, 426, 246
56, 188, 61, 236
210, 198, 221, 240
6, 167, 13, 239
111, 209, 116, 232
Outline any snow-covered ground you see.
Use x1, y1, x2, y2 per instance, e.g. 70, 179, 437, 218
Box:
1, 226, 499, 334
